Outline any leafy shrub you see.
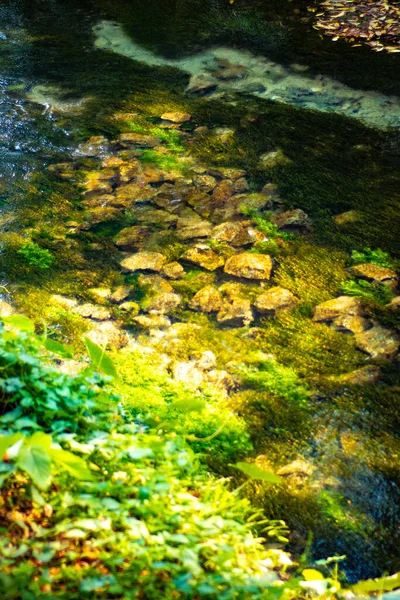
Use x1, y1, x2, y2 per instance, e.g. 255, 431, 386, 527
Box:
340, 279, 394, 305
0, 321, 293, 599
17, 241, 55, 269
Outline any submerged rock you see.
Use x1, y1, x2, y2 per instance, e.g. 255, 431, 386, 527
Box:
176, 217, 213, 240
212, 221, 264, 247
75, 135, 111, 157
224, 253, 273, 280
114, 226, 149, 249
189, 285, 223, 313
86, 206, 122, 225
259, 150, 291, 169
254, 287, 299, 314
327, 365, 382, 386
313, 296, 364, 322
86, 321, 128, 349
271, 209, 312, 231
333, 210, 361, 226
349, 263, 398, 288
182, 244, 225, 271
133, 314, 171, 329
161, 111, 191, 123
73, 303, 111, 321
162, 262, 186, 279
186, 73, 218, 95
173, 361, 204, 387
120, 252, 166, 273
144, 292, 182, 315
355, 326, 400, 360
217, 296, 254, 327
110, 285, 132, 303
332, 314, 371, 335
118, 133, 160, 148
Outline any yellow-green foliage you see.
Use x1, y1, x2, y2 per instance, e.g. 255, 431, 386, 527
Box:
274, 242, 349, 305
258, 311, 364, 377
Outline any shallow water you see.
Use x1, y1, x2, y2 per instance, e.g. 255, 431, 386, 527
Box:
1, 0, 400, 583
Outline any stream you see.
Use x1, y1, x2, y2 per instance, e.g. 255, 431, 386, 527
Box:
1, 0, 400, 583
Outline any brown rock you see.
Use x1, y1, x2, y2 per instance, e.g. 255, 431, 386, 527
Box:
232, 177, 249, 194
387, 296, 400, 309
186, 74, 218, 95
82, 179, 113, 197
254, 287, 299, 314
161, 112, 191, 123
313, 296, 364, 322
182, 244, 225, 271
144, 292, 182, 314
102, 156, 124, 168
86, 206, 121, 225
117, 160, 143, 184
271, 208, 311, 231
120, 252, 166, 273
114, 226, 149, 249
162, 262, 185, 279
133, 314, 171, 329
211, 180, 234, 206
355, 326, 400, 360
259, 149, 291, 169
329, 366, 382, 386
74, 303, 111, 320
212, 222, 263, 247
349, 263, 398, 288
333, 210, 361, 226
115, 183, 156, 204
189, 285, 223, 313
217, 297, 254, 327
86, 321, 128, 349
207, 167, 247, 180
110, 286, 131, 303
192, 174, 217, 191
332, 315, 371, 335
138, 274, 173, 295
176, 217, 213, 240
118, 133, 160, 148
76, 136, 110, 157
224, 253, 273, 280
261, 183, 284, 206
137, 210, 179, 225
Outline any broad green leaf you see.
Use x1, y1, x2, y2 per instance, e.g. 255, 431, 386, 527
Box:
29, 432, 52, 450
2, 315, 35, 333
303, 569, 324, 581
0, 433, 24, 460
84, 337, 118, 379
233, 462, 282, 484
41, 337, 73, 358
17, 443, 51, 489
50, 448, 93, 480
170, 398, 205, 413
31, 485, 46, 506
352, 573, 400, 595
1, 331, 19, 342
14, 418, 41, 430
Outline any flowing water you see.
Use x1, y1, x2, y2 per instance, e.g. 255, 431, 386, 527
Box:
1, 0, 400, 583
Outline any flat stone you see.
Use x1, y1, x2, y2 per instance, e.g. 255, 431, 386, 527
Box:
133, 314, 171, 329
313, 296, 364, 322
176, 217, 213, 240
76, 135, 111, 157
349, 263, 398, 287
162, 262, 186, 279
355, 326, 400, 360
211, 180, 233, 206
328, 366, 382, 386
86, 206, 122, 225
73, 303, 111, 321
271, 208, 311, 231
118, 133, 160, 148
120, 252, 166, 273
144, 292, 182, 315
115, 183, 156, 204
217, 297, 254, 326
182, 244, 225, 271
137, 210, 179, 225
192, 174, 217, 191
86, 321, 128, 349
117, 160, 143, 184
102, 156, 124, 168
233, 177, 249, 194
186, 74, 218, 95
114, 226, 149, 249
333, 210, 361, 226
138, 274, 173, 295
110, 285, 131, 303
332, 315, 371, 335
224, 253, 273, 280
259, 150, 291, 169
173, 361, 204, 387
189, 285, 223, 313
207, 167, 247, 181
254, 287, 299, 314
161, 111, 191, 123
212, 221, 264, 247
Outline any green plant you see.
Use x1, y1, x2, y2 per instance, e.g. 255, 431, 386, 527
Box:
17, 241, 55, 269
350, 247, 394, 269
340, 279, 394, 305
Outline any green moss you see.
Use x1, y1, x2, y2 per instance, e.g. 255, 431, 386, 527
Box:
274, 242, 349, 305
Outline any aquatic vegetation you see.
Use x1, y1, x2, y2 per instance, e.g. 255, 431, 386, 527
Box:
340, 279, 395, 305
350, 247, 395, 269
17, 241, 55, 270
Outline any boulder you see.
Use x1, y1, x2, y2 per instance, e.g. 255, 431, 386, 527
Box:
313, 296, 364, 322
254, 287, 299, 314
120, 252, 166, 273
349, 263, 398, 289
224, 253, 273, 280
189, 285, 223, 313
332, 315, 371, 335
271, 208, 311, 231
118, 133, 160, 148
355, 326, 400, 360
182, 244, 225, 271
